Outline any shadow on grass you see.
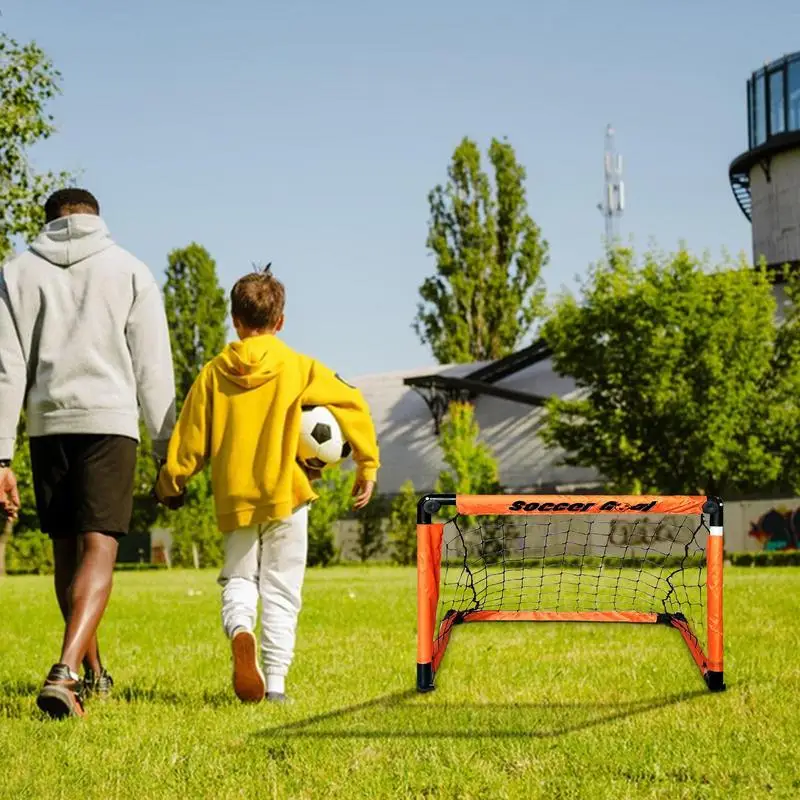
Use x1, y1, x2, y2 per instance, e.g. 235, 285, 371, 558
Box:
254, 687, 712, 740
0, 681, 40, 720
116, 686, 233, 708
0, 680, 40, 697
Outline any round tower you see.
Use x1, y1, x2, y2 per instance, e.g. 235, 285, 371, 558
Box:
729, 52, 800, 276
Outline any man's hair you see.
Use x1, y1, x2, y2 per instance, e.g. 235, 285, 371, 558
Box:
230, 269, 286, 330
44, 188, 100, 223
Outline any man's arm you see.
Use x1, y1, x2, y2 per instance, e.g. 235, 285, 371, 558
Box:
301, 362, 379, 507
155, 367, 212, 500
0, 274, 27, 462
125, 279, 177, 459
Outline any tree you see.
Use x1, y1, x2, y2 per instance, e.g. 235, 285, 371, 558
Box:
436, 402, 501, 496
387, 480, 419, 566
160, 243, 227, 559
542, 247, 800, 497
0, 35, 72, 574
0, 34, 72, 261
353, 495, 385, 562
168, 470, 223, 568
307, 466, 354, 567
163, 243, 227, 409
415, 137, 548, 364
130, 423, 160, 536
436, 402, 501, 530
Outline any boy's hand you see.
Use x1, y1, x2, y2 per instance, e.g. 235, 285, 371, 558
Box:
352, 478, 375, 509
152, 480, 186, 511
0, 467, 20, 520
153, 488, 186, 510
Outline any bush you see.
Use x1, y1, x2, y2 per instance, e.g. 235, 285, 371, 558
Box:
114, 562, 169, 572
728, 550, 800, 567
353, 494, 386, 562
387, 481, 419, 565
168, 470, 223, 568
6, 531, 54, 575
307, 466, 354, 567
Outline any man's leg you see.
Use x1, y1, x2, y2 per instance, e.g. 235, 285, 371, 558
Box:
259, 506, 309, 701
57, 532, 119, 673
35, 434, 135, 718
52, 537, 103, 674
218, 527, 264, 702
37, 532, 118, 719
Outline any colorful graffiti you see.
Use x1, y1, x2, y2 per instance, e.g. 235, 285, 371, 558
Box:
748, 506, 800, 551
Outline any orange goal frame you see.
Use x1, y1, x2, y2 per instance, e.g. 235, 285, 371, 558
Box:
416, 493, 725, 694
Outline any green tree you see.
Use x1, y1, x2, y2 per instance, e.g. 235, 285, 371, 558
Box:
436, 402, 501, 529
168, 471, 223, 568
163, 243, 227, 409
0, 34, 73, 260
542, 247, 800, 497
387, 480, 419, 566
415, 137, 548, 364
0, 35, 73, 573
436, 402, 501, 496
307, 466, 354, 567
353, 495, 385, 562
130, 423, 160, 536
160, 243, 227, 557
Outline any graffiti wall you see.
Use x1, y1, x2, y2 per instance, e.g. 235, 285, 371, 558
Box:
724, 497, 800, 552
746, 504, 800, 550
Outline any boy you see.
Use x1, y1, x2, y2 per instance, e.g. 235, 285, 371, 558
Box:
154, 267, 379, 703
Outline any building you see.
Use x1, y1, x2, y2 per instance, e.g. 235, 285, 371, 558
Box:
729, 50, 800, 280
352, 342, 600, 496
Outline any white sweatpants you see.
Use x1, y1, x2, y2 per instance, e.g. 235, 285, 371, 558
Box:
217, 506, 308, 678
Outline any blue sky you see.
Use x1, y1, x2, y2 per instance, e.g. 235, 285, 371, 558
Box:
5, 1, 799, 378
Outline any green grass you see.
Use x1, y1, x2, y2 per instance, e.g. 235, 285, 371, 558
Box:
1, 567, 799, 799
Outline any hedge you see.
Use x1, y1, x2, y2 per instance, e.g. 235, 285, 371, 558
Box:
726, 550, 800, 567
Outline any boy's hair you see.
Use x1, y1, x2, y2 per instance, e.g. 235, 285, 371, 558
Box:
44, 188, 100, 223
230, 269, 286, 330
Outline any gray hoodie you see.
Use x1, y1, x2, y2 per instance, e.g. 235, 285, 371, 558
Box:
0, 214, 176, 460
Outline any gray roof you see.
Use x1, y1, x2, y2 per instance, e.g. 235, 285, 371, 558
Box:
351, 357, 602, 495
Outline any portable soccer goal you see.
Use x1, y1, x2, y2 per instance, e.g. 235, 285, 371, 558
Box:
416, 493, 724, 693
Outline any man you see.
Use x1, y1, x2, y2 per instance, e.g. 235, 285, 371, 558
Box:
0, 188, 175, 719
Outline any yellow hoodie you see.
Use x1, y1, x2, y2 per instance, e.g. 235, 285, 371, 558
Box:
155, 335, 380, 533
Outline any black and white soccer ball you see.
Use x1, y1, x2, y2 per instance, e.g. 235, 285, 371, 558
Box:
297, 406, 352, 471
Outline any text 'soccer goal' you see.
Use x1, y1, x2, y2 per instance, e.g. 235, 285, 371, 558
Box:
416, 494, 725, 694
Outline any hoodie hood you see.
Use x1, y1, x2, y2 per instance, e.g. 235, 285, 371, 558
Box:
215, 335, 288, 389
29, 214, 115, 268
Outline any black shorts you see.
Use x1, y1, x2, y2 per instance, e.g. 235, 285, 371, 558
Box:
29, 434, 139, 539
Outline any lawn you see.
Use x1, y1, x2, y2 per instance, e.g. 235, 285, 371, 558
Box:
0, 566, 798, 799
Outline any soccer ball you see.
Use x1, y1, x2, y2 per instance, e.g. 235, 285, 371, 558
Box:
297, 406, 352, 471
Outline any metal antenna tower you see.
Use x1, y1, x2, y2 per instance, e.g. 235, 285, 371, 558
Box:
597, 124, 624, 246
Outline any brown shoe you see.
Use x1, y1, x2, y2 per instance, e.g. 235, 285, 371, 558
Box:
231, 629, 266, 703
36, 664, 86, 719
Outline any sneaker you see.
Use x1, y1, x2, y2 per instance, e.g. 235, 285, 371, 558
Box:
83, 667, 114, 699
266, 692, 291, 704
231, 629, 266, 703
36, 664, 86, 719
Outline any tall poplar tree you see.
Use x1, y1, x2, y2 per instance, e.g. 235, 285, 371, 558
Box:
415, 137, 548, 364
163, 243, 227, 409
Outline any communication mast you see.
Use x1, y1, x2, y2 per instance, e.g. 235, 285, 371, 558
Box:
597, 124, 624, 246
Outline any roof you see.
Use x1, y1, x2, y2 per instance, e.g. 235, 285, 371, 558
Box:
351, 356, 601, 495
